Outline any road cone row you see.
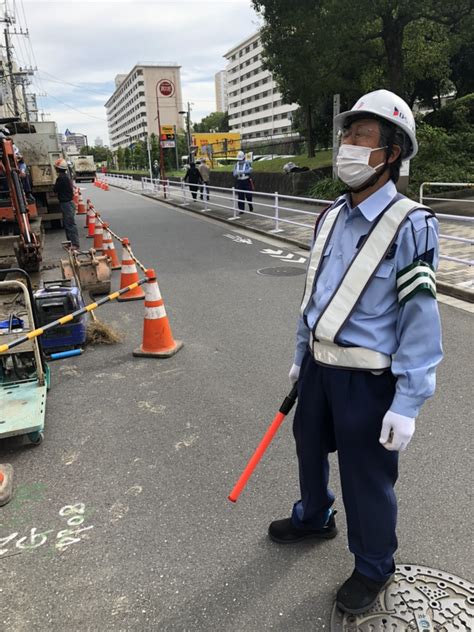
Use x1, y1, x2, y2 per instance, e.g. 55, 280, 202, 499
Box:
93, 215, 104, 251
133, 269, 183, 358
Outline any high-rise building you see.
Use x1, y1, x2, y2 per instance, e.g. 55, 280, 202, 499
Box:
214, 70, 228, 112
94, 137, 104, 147
224, 32, 298, 141
105, 63, 183, 151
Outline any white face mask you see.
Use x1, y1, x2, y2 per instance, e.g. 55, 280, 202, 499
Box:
336, 144, 386, 189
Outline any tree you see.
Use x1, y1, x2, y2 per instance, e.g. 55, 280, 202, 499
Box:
116, 147, 125, 170
252, 0, 473, 155
193, 111, 229, 133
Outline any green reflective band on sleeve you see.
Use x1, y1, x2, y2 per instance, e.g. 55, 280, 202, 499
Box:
397, 260, 436, 305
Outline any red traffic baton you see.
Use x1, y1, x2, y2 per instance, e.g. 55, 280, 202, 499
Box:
228, 384, 298, 503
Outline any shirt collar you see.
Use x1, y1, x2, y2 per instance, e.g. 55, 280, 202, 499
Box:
344, 180, 398, 221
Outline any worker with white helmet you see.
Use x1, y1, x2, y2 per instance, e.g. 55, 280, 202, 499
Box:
268, 90, 442, 614
53, 158, 80, 249
233, 150, 254, 214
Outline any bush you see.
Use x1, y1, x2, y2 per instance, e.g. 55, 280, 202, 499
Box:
307, 177, 346, 201
423, 93, 474, 131
408, 122, 473, 195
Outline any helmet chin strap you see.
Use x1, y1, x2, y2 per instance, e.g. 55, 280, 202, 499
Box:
348, 158, 390, 194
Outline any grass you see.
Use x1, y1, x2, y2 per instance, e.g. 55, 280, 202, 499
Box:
110, 151, 333, 180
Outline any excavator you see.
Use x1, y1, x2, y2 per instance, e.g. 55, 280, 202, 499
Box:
0, 124, 43, 272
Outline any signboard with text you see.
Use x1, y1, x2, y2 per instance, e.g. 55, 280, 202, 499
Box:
158, 80, 175, 97
160, 125, 176, 148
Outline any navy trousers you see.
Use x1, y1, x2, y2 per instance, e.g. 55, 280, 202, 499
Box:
236, 179, 253, 212
291, 350, 398, 582
60, 201, 80, 249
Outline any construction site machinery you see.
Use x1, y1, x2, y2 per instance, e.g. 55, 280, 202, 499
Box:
60, 246, 111, 296
0, 269, 49, 446
71, 155, 96, 183
8, 119, 64, 225
0, 129, 43, 272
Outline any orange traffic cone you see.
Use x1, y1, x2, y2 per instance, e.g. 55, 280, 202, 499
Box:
87, 205, 96, 237
73, 188, 79, 208
102, 223, 121, 270
77, 191, 86, 215
103, 182, 109, 191
117, 238, 145, 301
93, 215, 104, 251
133, 269, 183, 358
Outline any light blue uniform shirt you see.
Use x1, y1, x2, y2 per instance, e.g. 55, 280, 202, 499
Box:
233, 161, 253, 179
295, 180, 443, 418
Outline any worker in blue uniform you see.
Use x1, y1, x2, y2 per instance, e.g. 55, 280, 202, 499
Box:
233, 150, 254, 214
268, 89, 443, 615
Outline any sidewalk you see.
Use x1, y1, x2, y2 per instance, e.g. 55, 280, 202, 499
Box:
115, 182, 474, 302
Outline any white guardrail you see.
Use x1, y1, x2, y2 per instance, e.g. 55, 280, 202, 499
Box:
101, 174, 473, 269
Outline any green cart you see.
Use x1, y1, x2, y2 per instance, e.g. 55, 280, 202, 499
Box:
0, 270, 50, 445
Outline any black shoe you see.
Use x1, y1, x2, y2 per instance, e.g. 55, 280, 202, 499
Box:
268, 510, 337, 544
336, 569, 394, 614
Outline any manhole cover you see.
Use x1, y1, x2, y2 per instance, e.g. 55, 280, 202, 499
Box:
331, 565, 473, 631
257, 266, 306, 277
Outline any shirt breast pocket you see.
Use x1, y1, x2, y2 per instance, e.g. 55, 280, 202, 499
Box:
359, 260, 396, 314
374, 261, 394, 279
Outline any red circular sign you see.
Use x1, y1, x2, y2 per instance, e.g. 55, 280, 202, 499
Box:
158, 80, 175, 97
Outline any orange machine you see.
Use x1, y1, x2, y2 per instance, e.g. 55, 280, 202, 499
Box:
0, 134, 42, 272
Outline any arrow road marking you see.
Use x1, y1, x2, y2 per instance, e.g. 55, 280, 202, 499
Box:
260, 248, 283, 256
279, 254, 307, 263
223, 234, 253, 244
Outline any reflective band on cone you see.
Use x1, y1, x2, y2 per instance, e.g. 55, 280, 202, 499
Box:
117, 238, 145, 301
102, 224, 121, 270
93, 216, 104, 251
133, 269, 183, 359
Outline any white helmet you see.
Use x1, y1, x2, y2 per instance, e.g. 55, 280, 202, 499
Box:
54, 158, 68, 170
237, 150, 245, 161
334, 89, 418, 160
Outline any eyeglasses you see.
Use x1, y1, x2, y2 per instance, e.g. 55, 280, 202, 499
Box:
339, 125, 380, 144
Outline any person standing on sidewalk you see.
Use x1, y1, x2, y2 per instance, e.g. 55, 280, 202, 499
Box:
53, 158, 80, 250
233, 150, 253, 214
184, 162, 203, 201
198, 159, 211, 201
268, 89, 443, 615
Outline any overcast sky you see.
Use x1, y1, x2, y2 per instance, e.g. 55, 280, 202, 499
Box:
5, 0, 261, 144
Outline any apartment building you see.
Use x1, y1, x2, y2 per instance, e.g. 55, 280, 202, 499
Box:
224, 32, 298, 142
105, 63, 183, 150
214, 70, 228, 112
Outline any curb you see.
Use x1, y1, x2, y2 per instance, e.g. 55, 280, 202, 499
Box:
111, 184, 474, 304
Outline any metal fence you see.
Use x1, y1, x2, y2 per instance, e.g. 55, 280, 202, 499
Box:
102, 174, 473, 271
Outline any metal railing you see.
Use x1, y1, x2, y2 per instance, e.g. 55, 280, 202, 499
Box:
104, 175, 473, 271
419, 181, 474, 207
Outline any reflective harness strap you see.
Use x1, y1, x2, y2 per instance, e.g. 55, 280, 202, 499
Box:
300, 200, 346, 317
315, 198, 427, 343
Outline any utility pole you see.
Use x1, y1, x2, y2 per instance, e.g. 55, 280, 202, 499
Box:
3, 20, 19, 116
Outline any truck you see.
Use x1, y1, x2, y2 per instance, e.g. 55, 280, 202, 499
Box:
9, 120, 64, 225
71, 155, 96, 182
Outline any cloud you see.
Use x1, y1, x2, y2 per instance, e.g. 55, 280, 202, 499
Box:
13, 0, 262, 144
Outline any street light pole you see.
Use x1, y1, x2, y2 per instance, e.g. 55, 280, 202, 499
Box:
146, 135, 153, 180
155, 81, 166, 181
179, 102, 193, 165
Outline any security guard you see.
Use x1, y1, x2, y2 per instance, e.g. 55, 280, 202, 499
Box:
268, 90, 443, 615
233, 150, 254, 214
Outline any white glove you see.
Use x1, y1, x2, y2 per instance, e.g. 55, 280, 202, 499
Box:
379, 410, 415, 452
289, 363, 301, 386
